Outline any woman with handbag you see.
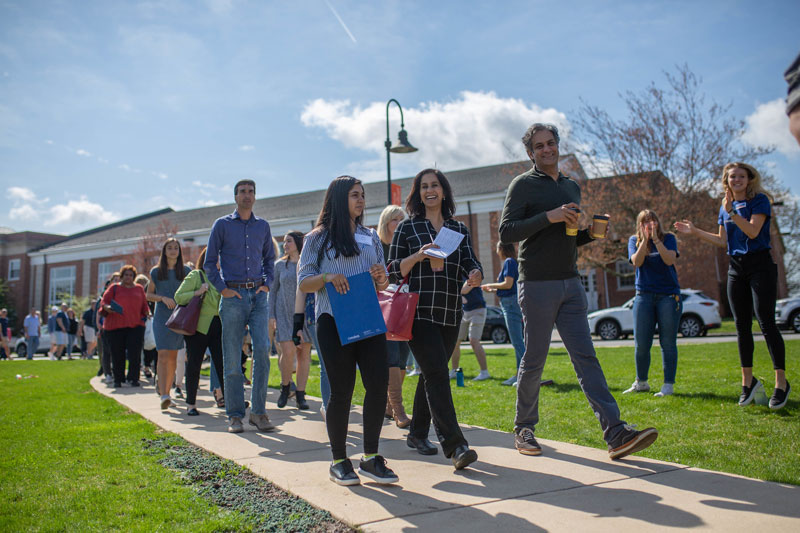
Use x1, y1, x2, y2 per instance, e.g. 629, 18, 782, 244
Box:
101, 265, 150, 388
174, 247, 225, 416
377, 204, 411, 427
298, 175, 398, 486
388, 168, 483, 470
270, 231, 312, 410
146, 238, 191, 410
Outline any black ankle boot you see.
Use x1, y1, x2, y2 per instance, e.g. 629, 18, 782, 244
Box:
296, 390, 309, 410
277, 384, 290, 408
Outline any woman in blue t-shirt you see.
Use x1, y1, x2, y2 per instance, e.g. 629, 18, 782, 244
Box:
482, 242, 525, 386
675, 162, 789, 409
624, 210, 681, 397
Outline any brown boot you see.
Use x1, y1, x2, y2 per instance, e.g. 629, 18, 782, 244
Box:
388, 367, 411, 428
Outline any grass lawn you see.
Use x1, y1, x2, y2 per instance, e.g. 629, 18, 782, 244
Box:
0, 361, 347, 532
298, 339, 799, 485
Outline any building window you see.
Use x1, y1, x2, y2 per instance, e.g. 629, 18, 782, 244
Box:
98, 261, 123, 293
8, 259, 21, 281
49, 266, 76, 305
616, 261, 635, 290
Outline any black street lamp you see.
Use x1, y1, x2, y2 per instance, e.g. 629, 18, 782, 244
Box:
385, 99, 418, 205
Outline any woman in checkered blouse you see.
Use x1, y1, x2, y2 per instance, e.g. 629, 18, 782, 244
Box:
387, 168, 483, 471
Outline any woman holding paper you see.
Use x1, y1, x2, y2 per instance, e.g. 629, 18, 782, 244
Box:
388, 168, 483, 471
298, 175, 398, 487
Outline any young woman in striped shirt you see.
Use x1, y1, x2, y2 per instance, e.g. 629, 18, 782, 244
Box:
298, 175, 398, 486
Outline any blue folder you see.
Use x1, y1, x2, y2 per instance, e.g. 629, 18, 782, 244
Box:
325, 271, 387, 345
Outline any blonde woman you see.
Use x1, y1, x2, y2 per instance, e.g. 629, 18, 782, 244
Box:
675, 163, 789, 409
625, 210, 681, 397
378, 204, 411, 427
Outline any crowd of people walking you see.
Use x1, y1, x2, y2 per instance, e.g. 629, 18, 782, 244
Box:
8, 121, 792, 488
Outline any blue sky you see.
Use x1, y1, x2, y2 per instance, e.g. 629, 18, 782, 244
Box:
1, 0, 798, 235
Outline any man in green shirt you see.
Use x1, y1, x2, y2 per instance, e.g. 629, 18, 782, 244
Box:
499, 123, 658, 461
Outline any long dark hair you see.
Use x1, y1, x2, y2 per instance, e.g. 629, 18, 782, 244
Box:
405, 168, 456, 219
155, 237, 186, 281
281, 231, 305, 260
314, 176, 363, 259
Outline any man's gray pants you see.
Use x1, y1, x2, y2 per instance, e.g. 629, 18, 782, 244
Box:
515, 277, 625, 444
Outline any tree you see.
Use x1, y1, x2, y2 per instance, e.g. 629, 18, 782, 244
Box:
118, 218, 183, 279
0, 277, 17, 334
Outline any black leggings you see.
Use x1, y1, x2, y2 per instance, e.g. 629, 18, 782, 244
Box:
727, 250, 785, 370
184, 316, 224, 406
408, 320, 467, 457
106, 326, 144, 384
143, 348, 158, 369
317, 313, 388, 461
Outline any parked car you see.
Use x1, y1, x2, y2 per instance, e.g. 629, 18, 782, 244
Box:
459, 305, 510, 344
775, 296, 800, 332
587, 289, 722, 340
14, 327, 52, 358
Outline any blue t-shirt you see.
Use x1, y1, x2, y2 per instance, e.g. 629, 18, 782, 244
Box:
496, 257, 519, 298
0, 317, 7, 336
47, 315, 57, 333
462, 286, 486, 311
23, 315, 40, 337
628, 233, 680, 295
718, 193, 771, 256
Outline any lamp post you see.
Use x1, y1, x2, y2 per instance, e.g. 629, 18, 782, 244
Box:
385, 99, 418, 205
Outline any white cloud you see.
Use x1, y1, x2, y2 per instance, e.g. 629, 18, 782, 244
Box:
7, 186, 36, 202
238, 144, 255, 151
9, 204, 37, 220
119, 163, 132, 171
76, 148, 91, 157
201, 199, 222, 207
152, 171, 168, 180
45, 196, 119, 227
97, 157, 108, 164
45, 139, 53, 145
301, 91, 571, 175
742, 99, 800, 157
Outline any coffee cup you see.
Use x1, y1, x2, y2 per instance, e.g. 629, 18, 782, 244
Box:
591, 214, 610, 239
565, 207, 580, 236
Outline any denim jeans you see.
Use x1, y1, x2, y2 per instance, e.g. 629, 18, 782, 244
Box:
499, 294, 525, 370
27, 336, 39, 359
220, 288, 270, 419
633, 291, 682, 384
304, 318, 330, 408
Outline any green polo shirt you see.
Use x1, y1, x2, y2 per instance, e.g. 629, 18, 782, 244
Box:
499, 165, 593, 281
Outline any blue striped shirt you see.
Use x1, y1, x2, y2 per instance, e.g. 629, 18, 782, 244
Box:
298, 225, 385, 320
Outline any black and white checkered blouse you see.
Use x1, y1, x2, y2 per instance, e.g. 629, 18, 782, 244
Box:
387, 216, 482, 327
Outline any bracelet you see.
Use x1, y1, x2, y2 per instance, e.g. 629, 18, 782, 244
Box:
727, 208, 735, 216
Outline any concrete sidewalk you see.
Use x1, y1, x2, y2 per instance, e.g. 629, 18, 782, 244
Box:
91, 376, 800, 532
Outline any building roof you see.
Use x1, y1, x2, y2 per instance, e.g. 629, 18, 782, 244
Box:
37, 156, 585, 252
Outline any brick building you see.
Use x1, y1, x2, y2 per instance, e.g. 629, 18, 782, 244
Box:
1, 157, 787, 334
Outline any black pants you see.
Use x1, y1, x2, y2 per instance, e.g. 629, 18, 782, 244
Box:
728, 250, 785, 370
143, 348, 158, 369
106, 326, 144, 384
408, 320, 467, 457
317, 313, 388, 461
184, 316, 224, 406
99, 330, 113, 375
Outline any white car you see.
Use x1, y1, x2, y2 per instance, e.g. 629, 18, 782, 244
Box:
775, 296, 800, 332
588, 289, 722, 340
14, 327, 52, 358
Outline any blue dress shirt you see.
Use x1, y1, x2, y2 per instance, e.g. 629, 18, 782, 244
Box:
204, 210, 275, 293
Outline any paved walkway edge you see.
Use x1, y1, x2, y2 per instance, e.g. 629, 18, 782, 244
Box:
91, 376, 800, 532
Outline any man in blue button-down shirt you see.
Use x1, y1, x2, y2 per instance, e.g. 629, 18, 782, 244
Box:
205, 179, 276, 434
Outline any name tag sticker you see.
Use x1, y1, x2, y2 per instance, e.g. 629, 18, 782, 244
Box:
355, 233, 373, 246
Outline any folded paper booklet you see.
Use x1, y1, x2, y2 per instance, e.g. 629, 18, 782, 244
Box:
422, 226, 464, 259
109, 300, 124, 314
325, 271, 387, 345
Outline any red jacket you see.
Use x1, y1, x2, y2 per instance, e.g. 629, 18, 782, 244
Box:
101, 283, 150, 330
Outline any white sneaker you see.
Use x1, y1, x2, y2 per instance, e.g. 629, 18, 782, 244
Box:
448, 369, 457, 379
623, 380, 650, 394
654, 383, 674, 397
472, 370, 491, 381
48, 353, 56, 361
409, 368, 422, 376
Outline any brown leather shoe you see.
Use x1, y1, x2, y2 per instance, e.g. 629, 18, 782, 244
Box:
248, 413, 275, 432
388, 367, 411, 428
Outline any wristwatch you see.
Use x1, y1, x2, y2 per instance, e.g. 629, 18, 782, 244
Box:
726, 206, 735, 215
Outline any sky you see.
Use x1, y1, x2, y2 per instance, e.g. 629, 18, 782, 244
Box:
1, 0, 799, 236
